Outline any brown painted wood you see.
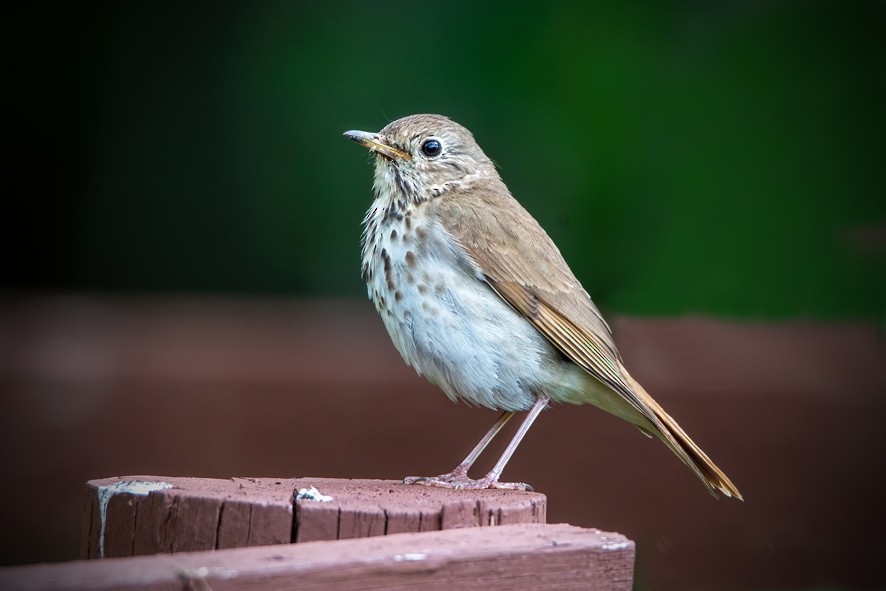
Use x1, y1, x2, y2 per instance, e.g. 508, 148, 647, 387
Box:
2, 523, 635, 591
83, 476, 296, 559
291, 477, 546, 543
83, 476, 547, 558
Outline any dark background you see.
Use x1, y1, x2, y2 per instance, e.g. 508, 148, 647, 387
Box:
5, 1, 883, 315
2, 2, 884, 590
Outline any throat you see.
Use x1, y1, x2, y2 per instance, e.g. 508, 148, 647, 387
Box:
374, 165, 425, 216
360, 197, 417, 288
361, 166, 423, 281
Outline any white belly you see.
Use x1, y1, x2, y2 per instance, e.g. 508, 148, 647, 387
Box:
364, 210, 568, 411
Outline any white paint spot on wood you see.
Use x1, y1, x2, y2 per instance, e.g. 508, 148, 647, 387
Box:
96, 480, 173, 558
296, 486, 333, 503
602, 542, 631, 550
394, 553, 428, 561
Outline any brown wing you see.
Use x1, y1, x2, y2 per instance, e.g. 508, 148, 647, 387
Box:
430, 184, 743, 500
429, 184, 649, 418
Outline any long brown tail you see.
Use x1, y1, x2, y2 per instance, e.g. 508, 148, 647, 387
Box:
624, 369, 743, 500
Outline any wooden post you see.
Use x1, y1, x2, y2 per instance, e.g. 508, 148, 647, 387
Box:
3, 523, 635, 591
81, 476, 547, 559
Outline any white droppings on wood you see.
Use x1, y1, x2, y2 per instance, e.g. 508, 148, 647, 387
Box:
96, 480, 173, 558
296, 486, 333, 503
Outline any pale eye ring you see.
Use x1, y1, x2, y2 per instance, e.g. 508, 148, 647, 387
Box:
421, 138, 442, 157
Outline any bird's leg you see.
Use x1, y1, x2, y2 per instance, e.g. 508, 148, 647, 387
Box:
404, 410, 514, 487
477, 393, 549, 490
405, 394, 550, 491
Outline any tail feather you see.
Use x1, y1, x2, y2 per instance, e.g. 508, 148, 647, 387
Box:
624, 369, 743, 500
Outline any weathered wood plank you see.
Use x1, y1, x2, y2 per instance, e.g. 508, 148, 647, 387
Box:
102, 493, 138, 558
85, 476, 296, 558
3, 523, 635, 591
83, 476, 547, 557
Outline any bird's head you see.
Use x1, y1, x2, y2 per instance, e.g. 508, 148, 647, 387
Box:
344, 114, 497, 201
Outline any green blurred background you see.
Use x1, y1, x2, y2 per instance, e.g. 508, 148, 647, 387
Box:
5, 1, 883, 319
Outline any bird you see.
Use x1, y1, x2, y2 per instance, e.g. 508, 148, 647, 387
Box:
343, 114, 741, 499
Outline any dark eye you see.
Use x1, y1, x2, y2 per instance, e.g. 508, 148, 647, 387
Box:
421, 138, 442, 157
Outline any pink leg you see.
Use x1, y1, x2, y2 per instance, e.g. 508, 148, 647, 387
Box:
404, 394, 549, 490
481, 394, 550, 489
404, 410, 514, 485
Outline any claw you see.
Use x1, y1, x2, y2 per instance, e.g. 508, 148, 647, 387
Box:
402, 473, 532, 491
403, 476, 429, 485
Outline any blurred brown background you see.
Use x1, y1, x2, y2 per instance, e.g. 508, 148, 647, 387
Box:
1, 297, 883, 590
3, 2, 885, 590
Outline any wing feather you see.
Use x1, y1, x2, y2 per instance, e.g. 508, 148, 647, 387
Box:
429, 184, 743, 499
430, 185, 642, 412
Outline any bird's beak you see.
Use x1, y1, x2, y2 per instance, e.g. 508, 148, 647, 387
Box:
343, 129, 412, 161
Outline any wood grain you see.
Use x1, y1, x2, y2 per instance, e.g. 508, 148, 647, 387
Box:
82, 476, 547, 557
4, 523, 635, 591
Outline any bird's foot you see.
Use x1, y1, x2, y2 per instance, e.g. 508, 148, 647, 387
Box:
403, 469, 532, 491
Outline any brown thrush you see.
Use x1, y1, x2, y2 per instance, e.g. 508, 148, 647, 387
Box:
344, 114, 741, 499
